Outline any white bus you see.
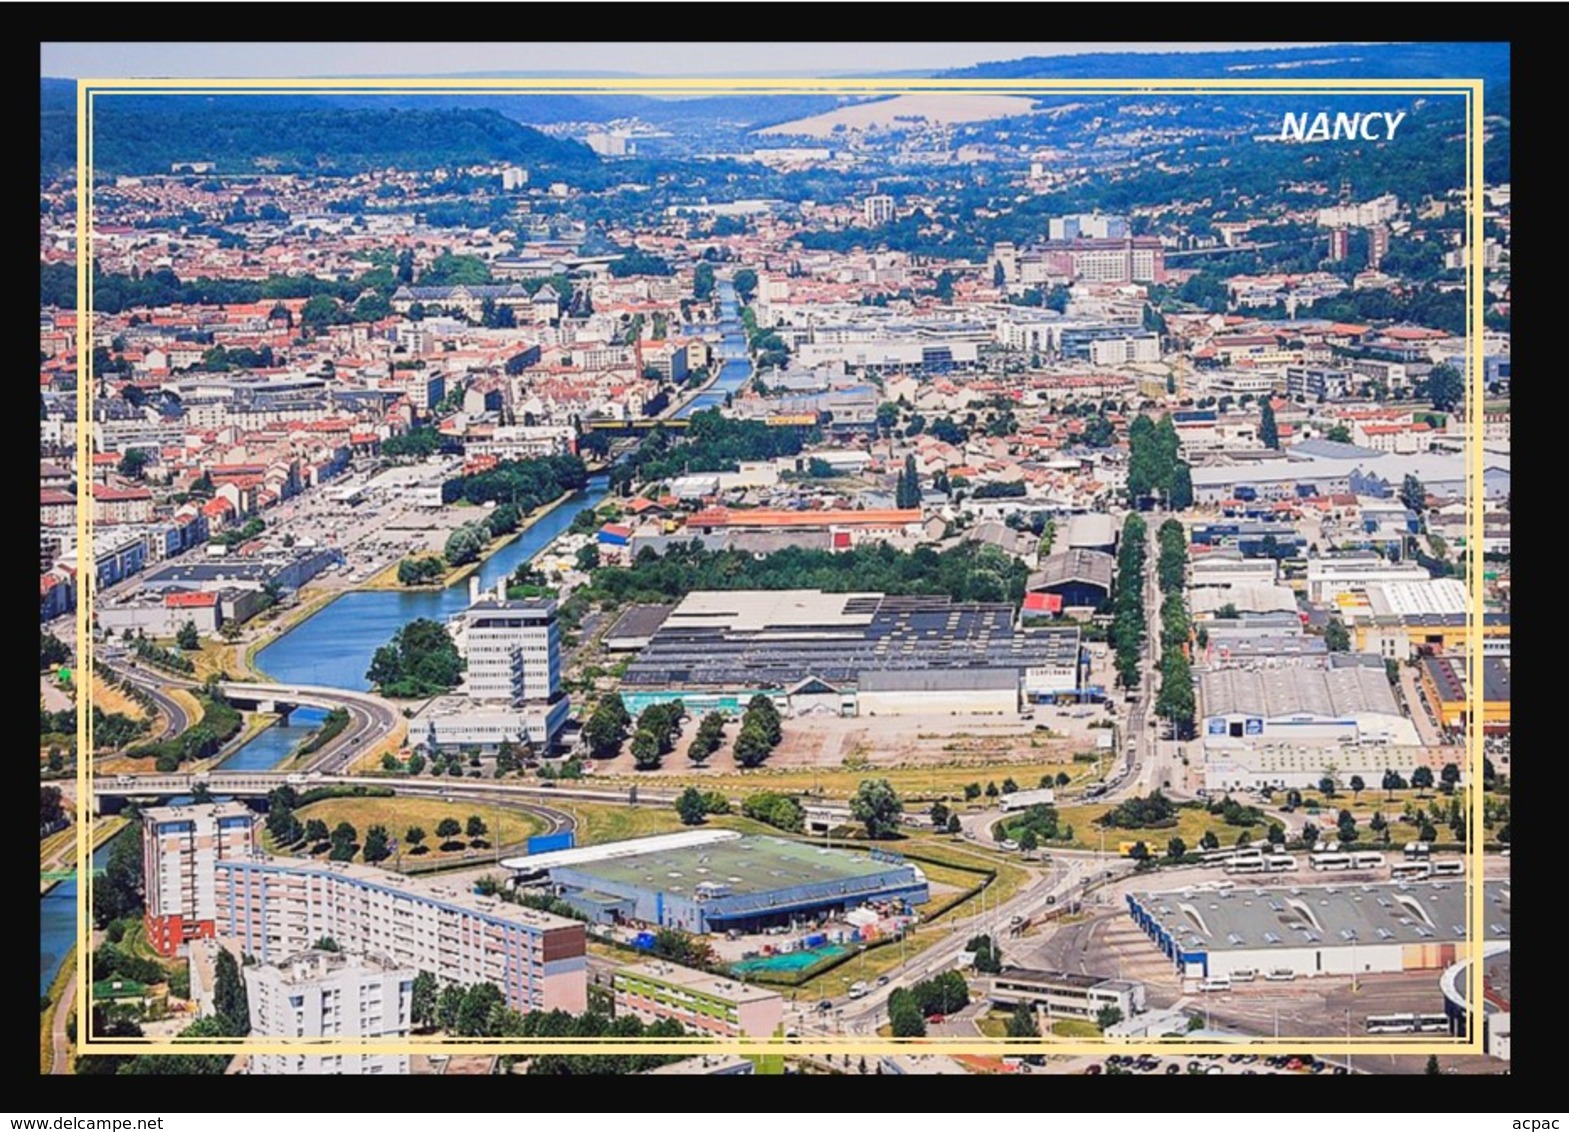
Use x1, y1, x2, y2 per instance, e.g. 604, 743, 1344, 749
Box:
1266, 856, 1299, 872
1230, 969, 1257, 982
1199, 976, 1232, 992
1366, 1013, 1418, 1034
1430, 860, 1464, 877
1403, 842, 1432, 860
1310, 853, 1355, 871
1416, 1014, 1451, 1033
1352, 852, 1387, 869
1390, 861, 1432, 880
1224, 858, 1267, 875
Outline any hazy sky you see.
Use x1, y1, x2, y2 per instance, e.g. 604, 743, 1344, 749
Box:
41, 42, 1342, 79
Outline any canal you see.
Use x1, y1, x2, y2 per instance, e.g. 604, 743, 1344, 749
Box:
672, 279, 753, 418
40, 833, 121, 997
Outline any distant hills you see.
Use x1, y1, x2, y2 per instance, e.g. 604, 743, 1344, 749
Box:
41, 44, 1509, 181
40, 88, 597, 179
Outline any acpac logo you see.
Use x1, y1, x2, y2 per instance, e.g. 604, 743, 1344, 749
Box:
1280, 111, 1407, 142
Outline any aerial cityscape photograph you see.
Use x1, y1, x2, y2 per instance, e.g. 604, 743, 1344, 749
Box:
36, 39, 1510, 1087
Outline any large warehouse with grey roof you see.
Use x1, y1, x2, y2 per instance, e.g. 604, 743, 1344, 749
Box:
618, 589, 1083, 717
1128, 880, 1507, 981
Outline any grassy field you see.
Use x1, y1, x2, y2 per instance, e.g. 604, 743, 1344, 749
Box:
92, 675, 153, 722
790, 842, 1015, 999
1050, 1019, 1102, 1039
1041, 803, 1280, 855
39, 950, 73, 1074
274, 797, 546, 865
975, 1012, 1009, 1039
554, 801, 777, 847
589, 759, 1095, 805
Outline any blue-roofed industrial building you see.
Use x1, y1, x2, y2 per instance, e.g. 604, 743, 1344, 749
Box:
548, 835, 929, 934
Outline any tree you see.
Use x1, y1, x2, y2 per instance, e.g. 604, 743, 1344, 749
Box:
363, 824, 391, 863
985, 781, 999, 799
929, 801, 951, 829
40, 631, 71, 669
1325, 424, 1353, 444
1382, 769, 1405, 800
946, 815, 962, 835
1400, 473, 1427, 516
1319, 776, 1338, 798
1440, 763, 1461, 794
1128, 841, 1150, 862
213, 947, 250, 1036
117, 448, 150, 480
1324, 619, 1350, 651
1168, 462, 1194, 511
733, 720, 773, 768
1001, 777, 1019, 795
175, 621, 200, 650
405, 826, 427, 854
888, 989, 926, 1038
1411, 765, 1435, 795
896, 454, 922, 510
435, 984, 466, 1032
583, 694, 631, 759
303, 818, 329, 846
465, 815, 488, 842
850, 779, 903, 839
676, 787, 707, 826
93, 831, 144, 928
329, 821, 358, 861
457, 982, 506, 1037
443, 523, 486, 567
1096, 1005, 1124, 1031
631, 728, 662, 770
1425, 1055, 1441, 1076
1019, 828, 1040, 854
1006, 1001, 1040, 1039
964, 783, 982, 802
1421, 363, 1464, 413
1199, 830, 1219, 851
1167, 836, 1187, 861
411, 971, 438, 1030
1259, 401, 1280, 450
1349, 775, 1365, 802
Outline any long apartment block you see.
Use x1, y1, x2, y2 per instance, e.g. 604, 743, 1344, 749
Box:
142, 804, 587, 1015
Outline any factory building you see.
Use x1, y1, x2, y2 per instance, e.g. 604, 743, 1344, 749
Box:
618, 589, 1082, 717
1127, 881, 1508, 981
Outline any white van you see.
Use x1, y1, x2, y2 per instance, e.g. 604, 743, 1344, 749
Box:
848, 981, 868, 999
1199, 976, 1232, 992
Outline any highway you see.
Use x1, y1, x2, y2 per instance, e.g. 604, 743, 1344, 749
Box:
100, 657, 403, 774
792, 848, 1133, 1037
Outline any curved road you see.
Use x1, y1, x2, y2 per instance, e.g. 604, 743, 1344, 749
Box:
102, 660, 401, 773
112, 663, 191, 740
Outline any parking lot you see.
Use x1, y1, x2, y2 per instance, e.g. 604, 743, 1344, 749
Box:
1082, 1052, 1351, 1076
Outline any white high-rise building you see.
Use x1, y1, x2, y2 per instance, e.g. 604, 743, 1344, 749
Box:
245, 949, 414, 1076
863, 194, 895, 226
141, 801, 256, 957
461, 594, 560, 704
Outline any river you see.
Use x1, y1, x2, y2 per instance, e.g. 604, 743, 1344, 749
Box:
206, 284, 746, 752
41, 286, 749, 996
672, 280, 752, 418
40, 834, 120, 997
